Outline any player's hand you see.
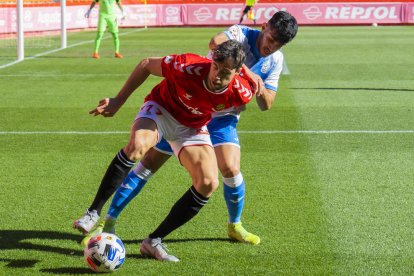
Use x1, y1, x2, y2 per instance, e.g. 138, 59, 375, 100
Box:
89, 98, 122, 117
252, 75, 265, 96
241, 65, 264, 96
84, 10, 91, 18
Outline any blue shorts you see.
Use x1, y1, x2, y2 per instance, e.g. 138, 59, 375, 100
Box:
154, 115, 240, 155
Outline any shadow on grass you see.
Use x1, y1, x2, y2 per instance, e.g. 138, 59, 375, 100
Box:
123, 237, 229, 245
1, 229, 231, 256
0, 258, 40, 268
0, 230, 83, 257
0, 230, 232, 272
39, 267, 93, 274
1, 229, 230, 250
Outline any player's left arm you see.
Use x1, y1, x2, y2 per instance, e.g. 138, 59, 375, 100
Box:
255, 88, 276, 111
242, 64, 276, 111
241, 64, 264, 96
254, 53, 283, 111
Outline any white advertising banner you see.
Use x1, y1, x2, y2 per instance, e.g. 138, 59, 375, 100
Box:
0, 2, 412, 34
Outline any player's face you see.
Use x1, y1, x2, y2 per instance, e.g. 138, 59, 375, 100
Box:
257, 23, 283, 57
207, 60, 239, 91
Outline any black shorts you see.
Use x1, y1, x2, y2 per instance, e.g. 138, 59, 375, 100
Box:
243, 5, 253, 14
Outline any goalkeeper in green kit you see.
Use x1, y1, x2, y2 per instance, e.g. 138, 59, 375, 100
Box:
85, 0, 125, 59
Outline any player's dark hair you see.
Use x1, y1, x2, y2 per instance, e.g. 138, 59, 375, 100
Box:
268, 11, 298, 45
212, 40, 246, 70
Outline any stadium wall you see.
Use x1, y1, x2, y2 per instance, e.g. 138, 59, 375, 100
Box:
1, 2, 413, 33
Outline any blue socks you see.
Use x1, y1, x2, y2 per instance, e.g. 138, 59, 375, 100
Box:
223, 173, 245, 223
107, 162, 152, 219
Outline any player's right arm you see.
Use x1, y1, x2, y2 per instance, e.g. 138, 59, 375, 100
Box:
209, 32, 229, 51
89, 57, 163, 117
209, 25, 263, 96
209, 24, 245, 51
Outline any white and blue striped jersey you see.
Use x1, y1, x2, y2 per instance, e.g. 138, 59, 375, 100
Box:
224, 24, 283, 92
211, 24, 283, 118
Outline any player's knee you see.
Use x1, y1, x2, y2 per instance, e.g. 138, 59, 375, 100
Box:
96, 32, 104, 40
194, 177, 219, 197
124, 141, 150, 161
220, 165, 240, 178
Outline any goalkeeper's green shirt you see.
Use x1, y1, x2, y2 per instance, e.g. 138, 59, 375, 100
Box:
95, 0, 119, 16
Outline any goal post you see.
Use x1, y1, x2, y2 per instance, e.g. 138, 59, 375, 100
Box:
0, 0, 67, 68
17, 0, 23, 61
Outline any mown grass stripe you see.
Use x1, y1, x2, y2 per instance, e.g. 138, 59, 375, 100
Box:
0, 130, 413, 135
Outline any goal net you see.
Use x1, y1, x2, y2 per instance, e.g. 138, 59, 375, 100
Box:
0, 0, 66, 68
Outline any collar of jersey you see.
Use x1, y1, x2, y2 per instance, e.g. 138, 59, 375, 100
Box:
203, 79, 229, 94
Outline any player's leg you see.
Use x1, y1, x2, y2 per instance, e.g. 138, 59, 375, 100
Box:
209, 116, 260, 245
215, 144, 243, 222
239, 5, 251, 24
248, 9, 256, 24
103, 145, 172, 234
106, 16, 122, 58
74, 117, 158, 234
140, 131, 218, 262
93, 15, 107, 58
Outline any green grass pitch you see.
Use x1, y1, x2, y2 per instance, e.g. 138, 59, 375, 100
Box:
0, 26, 413, 275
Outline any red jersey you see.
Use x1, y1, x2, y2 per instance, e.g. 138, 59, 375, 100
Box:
145, 53, 255, 128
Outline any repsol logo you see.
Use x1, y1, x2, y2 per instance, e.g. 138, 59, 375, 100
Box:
325, 6, 398, 20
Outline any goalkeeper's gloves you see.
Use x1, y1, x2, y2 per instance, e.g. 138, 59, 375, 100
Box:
85, 9, 91, 18
121, 10, 126, 20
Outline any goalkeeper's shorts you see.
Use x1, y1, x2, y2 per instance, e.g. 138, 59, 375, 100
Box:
97, 14, 118, 33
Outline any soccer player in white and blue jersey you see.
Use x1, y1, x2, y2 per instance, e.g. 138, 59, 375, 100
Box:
74, 11, 298, 248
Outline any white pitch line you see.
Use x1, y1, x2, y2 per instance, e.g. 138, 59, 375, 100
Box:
0, 28, 146, 69
0, 130, 413, 135
239, 130, 414, 134
0, 73, 128, 77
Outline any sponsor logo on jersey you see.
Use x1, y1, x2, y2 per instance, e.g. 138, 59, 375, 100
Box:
261, 59, 271, 74
164, 55, 173, 64
215, 104, 225, 111
178, 96, 203, 115
229, 26, 239, 39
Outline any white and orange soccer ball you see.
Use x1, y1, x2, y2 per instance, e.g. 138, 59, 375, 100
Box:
84, 233, 126, 272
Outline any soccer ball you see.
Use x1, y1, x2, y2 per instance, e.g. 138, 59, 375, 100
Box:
84, 233, 126, 272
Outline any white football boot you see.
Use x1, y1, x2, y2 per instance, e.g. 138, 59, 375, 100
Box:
140, 237, 179, 262
73, 209, 99, 234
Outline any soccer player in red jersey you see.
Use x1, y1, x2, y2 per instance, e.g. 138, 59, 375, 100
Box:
85, 40, 255, 261
74, 12, 298, 248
